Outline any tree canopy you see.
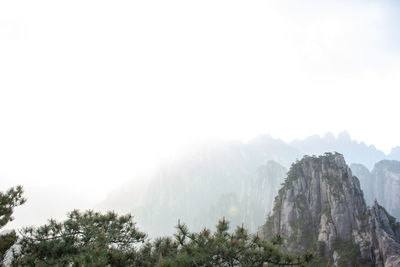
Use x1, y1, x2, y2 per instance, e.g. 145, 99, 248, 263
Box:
13, 211, 313, 266
0, 185, 26, 263
0, 185, 314, 266
13, 210, 146, 266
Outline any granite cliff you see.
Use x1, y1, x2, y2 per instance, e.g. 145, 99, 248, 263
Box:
261, 153, 400, 266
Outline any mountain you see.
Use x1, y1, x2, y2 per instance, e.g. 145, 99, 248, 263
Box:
99, 132, 400, 237
369, 202, 400, 267
246, 160, 288, 228
244, 131, 395, 170
261, 153, 400, 266
291, 131, 387, 169
127, 140, 288, 237
98, 138, 293, 237
351, 160, 400, 219
96, 178, 150, 214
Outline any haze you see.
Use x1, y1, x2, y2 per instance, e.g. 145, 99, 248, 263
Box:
1, 0, 400, 228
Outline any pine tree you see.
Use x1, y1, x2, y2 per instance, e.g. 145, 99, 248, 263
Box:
13, 210, 146, 266
142, 217, 314, 266
13, 211, 314, 266
0, 185, 26, 264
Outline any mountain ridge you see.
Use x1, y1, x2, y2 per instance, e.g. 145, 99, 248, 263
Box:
99, 132, 400, 238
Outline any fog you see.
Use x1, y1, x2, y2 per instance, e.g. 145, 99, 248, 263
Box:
1, 0, 400, 230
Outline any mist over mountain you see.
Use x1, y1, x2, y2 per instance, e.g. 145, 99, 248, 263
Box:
350, 163, 374, 205
291, 131, 387, 170
4, 131, 400, 265
99, 132, 400, 238
389, 147, 400, 160
101, 140, 289, 237
351, 160, 400, 219
6, 185, 94, 230
3, 0, 400, 264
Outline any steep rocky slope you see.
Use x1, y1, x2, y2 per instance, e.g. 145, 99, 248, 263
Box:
351, 160, 400, 219
261, 153, 400, 266
368, 202, 400, 266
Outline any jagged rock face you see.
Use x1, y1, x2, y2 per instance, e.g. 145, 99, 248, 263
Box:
262, 153, 367, 254
351, 160, 400, 219
262, 153, 400, 266
368, 202, 400, 267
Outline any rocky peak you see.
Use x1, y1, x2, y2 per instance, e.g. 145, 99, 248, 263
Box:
263, 153, 366, 253
261, 153, 400, 266
370, 200, 400, 240
338, 131, 351, 141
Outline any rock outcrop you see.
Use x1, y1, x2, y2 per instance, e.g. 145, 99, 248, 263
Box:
261, 153, 400, 266
368, 202, 400, 266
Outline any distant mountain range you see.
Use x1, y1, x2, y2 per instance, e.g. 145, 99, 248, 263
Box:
99, 132, 400, 238
290, 131, 388, 170
100, 139, 287, 236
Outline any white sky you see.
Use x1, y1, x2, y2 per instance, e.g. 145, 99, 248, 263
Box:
1, 0, 400, 204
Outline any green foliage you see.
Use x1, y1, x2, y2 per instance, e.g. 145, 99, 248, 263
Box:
0, 186, 26, 229
13, 212, 314, 266
13, 210, 147, 266
377, 204, 400, 233
294, 194, 307, 213
137, 217, 314, 267
0, 231, 17, 263
331, 237, 362, 266
0, 185, 25, 263
287, 216, 317, 250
